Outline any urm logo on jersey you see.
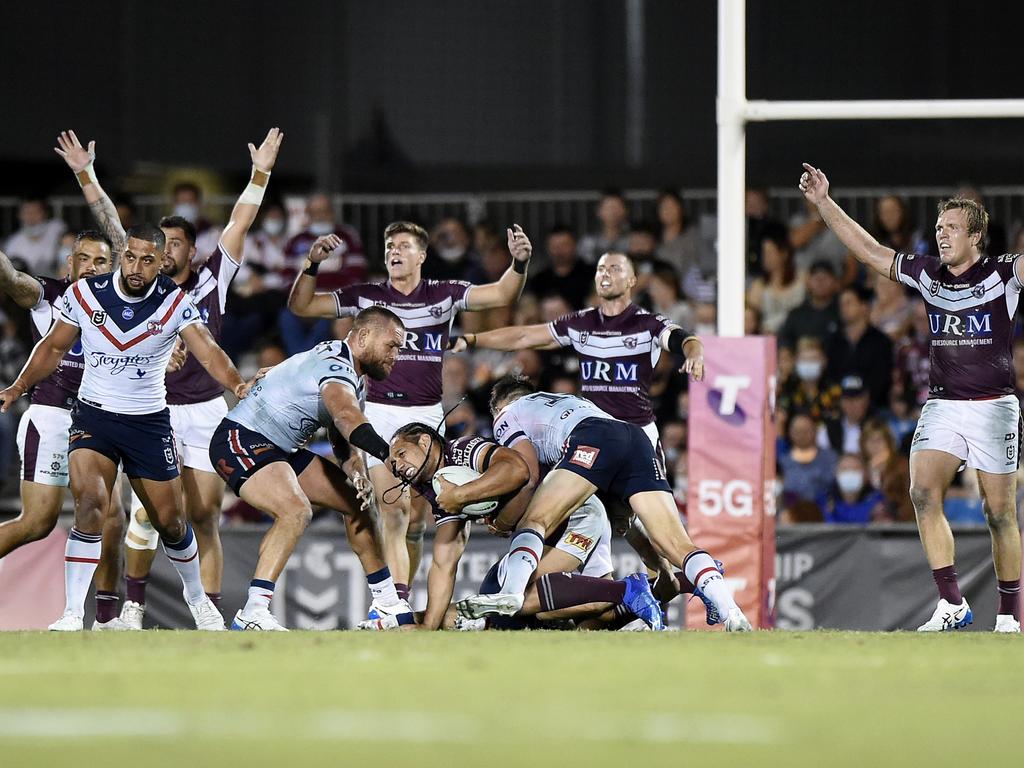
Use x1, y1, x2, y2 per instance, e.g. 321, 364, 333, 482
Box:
402, 330, 443, 352
928, 312, 992, 337
580, 361, 638, 383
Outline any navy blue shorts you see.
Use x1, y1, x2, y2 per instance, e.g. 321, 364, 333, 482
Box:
209, 418, 317, 496
554, 418, 671, 500
69, 400, 178, 481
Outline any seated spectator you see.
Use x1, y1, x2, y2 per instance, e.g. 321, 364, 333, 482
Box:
282, 193, 367, 292
894, 298, 930, 407
625, 221, 669, 299
820, 375, 872, 455
442, 353, 472, 411
426, 216, 485, 283
647, 265, 693, 329
655, 190, 707, 278
824, 285, 893, 411
473, 219, 502, 255
745, 305, 763, 336
4, 197, 66, 276
825, 453, 885, 524
789, 197, 850, 279
171, 181, 221, 259
527, 225, 592, 310
239, 202, 290, 294
691, 300, 717, 338
776, 259, 841, 350
746, 229, 806, 334
872, 194, 926, 255
778, 337, 841, 425
887, 390, 919, 447
779, 412, 837, 512
870, 272, 914, 340
745, 187, 784, 281
579, 189, 630, 264
861, 418, 913, 522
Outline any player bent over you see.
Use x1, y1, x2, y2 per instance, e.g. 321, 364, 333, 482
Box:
801, 164, 1021, 633
366, 423, 663, 630
457, 377, 751, 631
209, 304, 411, 631
0, 225, 254, 631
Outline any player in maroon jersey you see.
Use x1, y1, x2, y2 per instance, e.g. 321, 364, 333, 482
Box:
57, 127, 283, 627
287, 220, 530, 604
801, 163, 1021, 633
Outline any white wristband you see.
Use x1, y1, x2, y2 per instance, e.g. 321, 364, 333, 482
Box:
238, 166, 270, 206
75, 163, 98, 188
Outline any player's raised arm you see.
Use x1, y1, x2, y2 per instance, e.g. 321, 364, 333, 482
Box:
286, 234, 346, 317
421, 521, 469, 630
218, 127, 284, 260
0, 247, 43, 309
454, 322, 560, 353
799, 163, 896, 280
55, 130, 126, 256
462, 224, 532, 310
177, 323, 249, 399
0, 319, 79, 412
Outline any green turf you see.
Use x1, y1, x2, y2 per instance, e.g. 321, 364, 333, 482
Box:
0, 630, 1019, 767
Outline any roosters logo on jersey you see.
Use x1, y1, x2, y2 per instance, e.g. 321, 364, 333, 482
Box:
147, 321, 163, 335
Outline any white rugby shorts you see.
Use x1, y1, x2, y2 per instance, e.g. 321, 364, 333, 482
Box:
169, 397, 229, 474
17, 404, 72, 486
364, 401, 445, 469
910, 395, 1020, 474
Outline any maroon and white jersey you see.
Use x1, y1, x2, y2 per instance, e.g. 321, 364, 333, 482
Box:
334, 279, 471, 407
895, 252, 1022, 400
166, 244, 241, 405
28, 275, 82, 408
547, 304, 680, 425
414, 436, 499, 526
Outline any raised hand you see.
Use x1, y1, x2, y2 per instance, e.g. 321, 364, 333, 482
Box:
0, 383, 27, 414
249, 127, 284, 172
798, 163, 830, 205
308, 234, 341, 263
54, 130, 95, 173
507, 223, 533, 263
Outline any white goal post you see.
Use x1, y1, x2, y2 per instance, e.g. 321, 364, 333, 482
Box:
716, 0, 1024, 336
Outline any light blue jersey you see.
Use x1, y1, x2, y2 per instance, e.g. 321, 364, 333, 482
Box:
228, 340, 364, 452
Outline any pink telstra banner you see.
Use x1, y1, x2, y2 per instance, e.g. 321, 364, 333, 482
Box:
685, 336, 776, 629
0, 526, 67, 629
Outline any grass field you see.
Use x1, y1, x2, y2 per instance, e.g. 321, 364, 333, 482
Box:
0, 631, 1020, 768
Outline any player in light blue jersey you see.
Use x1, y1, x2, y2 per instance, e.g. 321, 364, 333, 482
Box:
210, 303, 412, 630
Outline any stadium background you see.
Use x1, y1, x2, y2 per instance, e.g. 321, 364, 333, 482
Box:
3, 0, 1024, 631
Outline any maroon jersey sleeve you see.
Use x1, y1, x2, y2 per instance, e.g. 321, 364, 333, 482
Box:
992, 253, 1024, 291
893, 252, 931, 292
547, 311, 582, 347
333, 283, 369, 318
447, 280, 473, 312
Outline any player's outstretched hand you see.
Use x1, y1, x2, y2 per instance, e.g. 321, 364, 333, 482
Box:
234, 379, 255, 400
0, 383, 27, 414
507, 223, 532, 263
448, 336, 469, 353
680, 346, 704, 381
54, 130, 95, 173
799, 163, 830, 205
308, 234, 341, 264
249, 127, 284, 172
165, 340, 187, 373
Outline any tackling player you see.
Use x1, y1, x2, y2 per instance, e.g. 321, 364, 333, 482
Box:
0, 224, 255, 631
56, 127, 283, 627
287, 221, 531, 603
800, 163, 1021, 632
209, 304, 410, 630
456, 377, 751, 631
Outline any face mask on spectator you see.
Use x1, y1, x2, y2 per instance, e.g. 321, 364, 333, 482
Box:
58, 245, 73, 262
173, 203, 199, 222
437, 246, 463, 262
836, 470, 864, 494
22, 222, 48, 238
262, 218, 285, 237
308, 221, 334, 236
796, 360, 823, 381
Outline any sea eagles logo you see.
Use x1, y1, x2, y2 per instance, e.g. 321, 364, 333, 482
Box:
91, 310, 107, 326
623, 336, 638, 349
430, 305, 443, 319
579, 332, 590, 345
929, 280, 941, 297
971, 284, 986, 299
147, 321, 163, 335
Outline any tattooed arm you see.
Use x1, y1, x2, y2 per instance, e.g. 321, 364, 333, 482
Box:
0, 247, 43, 309
54, 130, 126, 255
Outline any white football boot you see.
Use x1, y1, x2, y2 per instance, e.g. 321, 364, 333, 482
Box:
231, 607, 288, 631
92, 616, 135, 631
119, 600, 145, 630
189, 595, 226, 631
455, 592, 525, 619
994, 614, 1021, 633
917, 598, 972, 631
724, 607, 753, 632
48, 612, 84, 632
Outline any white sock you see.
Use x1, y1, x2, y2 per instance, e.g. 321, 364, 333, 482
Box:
367, 567, 399, 606
161, 524, 205, 605
684, 550, 737, 616
499, 529, 544, 597
63, 528, 101, 617
244, 579, 275, 614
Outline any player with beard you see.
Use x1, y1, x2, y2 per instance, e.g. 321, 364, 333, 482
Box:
0, 224, 257, 631
210, 304, 410, 630
287, 221, 530, 606
0, 235, 128, 628
56, 127, 283, 627
800, 163, 1021, 633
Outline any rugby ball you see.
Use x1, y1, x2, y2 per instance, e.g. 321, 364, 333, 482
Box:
432, 465, 499, 518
